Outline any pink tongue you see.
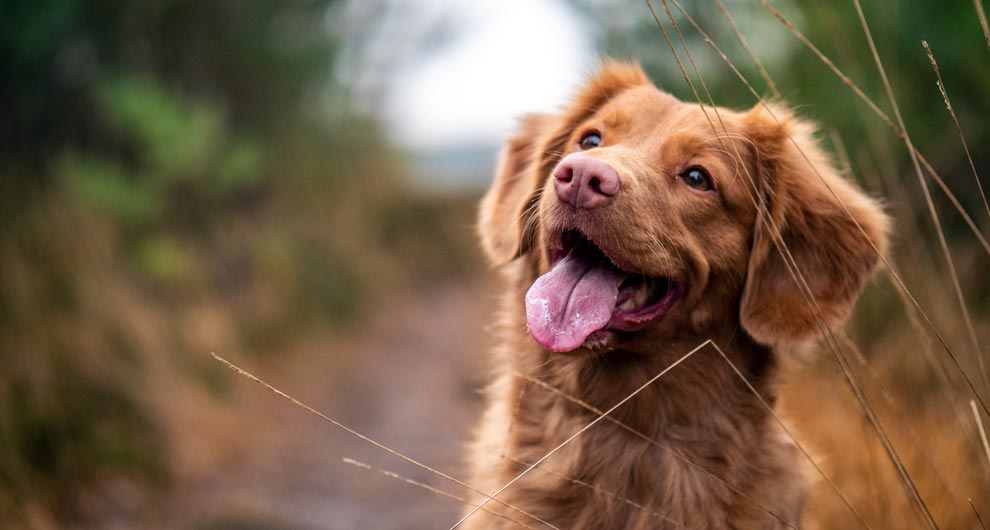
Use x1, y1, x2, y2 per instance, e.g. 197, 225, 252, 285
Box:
525, 245, 625, 352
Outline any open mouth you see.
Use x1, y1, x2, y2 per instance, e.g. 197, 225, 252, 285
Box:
524, 230, 685, 353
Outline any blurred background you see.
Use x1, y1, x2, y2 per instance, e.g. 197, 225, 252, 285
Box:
1, 0, 988, 529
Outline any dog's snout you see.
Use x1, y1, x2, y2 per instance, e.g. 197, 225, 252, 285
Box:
553, 154, 620, 209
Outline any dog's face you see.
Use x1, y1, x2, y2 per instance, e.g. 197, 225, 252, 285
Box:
480, 62, 888, 354
529, 85, 761, 353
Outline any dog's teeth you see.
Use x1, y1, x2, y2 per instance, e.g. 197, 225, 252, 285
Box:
632, 283, 650, 306
617, 282, 651, 312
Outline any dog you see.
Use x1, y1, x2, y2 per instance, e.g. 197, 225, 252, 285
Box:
463, 62, 889, 529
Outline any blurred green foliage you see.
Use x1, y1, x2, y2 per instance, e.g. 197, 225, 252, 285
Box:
0, 0, 451, 526
1, 360, 166, 518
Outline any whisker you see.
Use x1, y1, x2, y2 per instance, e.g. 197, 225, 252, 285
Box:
649, 232, 677, 282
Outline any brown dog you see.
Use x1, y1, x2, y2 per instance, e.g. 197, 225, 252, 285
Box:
463, 62, 889, 529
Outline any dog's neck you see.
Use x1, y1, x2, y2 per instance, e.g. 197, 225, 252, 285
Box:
515, 322, 774, 438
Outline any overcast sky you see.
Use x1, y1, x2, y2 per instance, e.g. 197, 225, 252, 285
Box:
342, 0, 595, 151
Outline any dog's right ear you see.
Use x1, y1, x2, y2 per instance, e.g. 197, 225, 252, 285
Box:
478, 61, 652, 265
739, 104, 890, 346
478, 114, 557, 264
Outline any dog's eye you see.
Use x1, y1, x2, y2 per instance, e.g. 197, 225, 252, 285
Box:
681, 167, 713, 192
579, 133, 601, 150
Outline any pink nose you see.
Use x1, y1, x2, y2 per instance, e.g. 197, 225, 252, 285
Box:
553, 154, 621, 209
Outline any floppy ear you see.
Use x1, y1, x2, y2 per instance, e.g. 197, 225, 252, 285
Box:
478, 113, 557, 264
739, 105, 890, 346
478, 61, 651, 265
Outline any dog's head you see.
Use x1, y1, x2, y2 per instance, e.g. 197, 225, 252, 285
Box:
479, 62, 889, 353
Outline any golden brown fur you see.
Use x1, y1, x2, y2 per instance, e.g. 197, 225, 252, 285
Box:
466, 62, 889, 529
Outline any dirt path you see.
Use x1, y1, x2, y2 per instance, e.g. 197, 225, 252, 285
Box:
164, 277, 495, 530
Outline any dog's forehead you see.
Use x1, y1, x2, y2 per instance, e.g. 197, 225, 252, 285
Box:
597, 87, 744, 138
597, 86, 678, 125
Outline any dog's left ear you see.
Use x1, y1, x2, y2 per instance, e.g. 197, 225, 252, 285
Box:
739, 104, 890, 347
478, 113, 558, 264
